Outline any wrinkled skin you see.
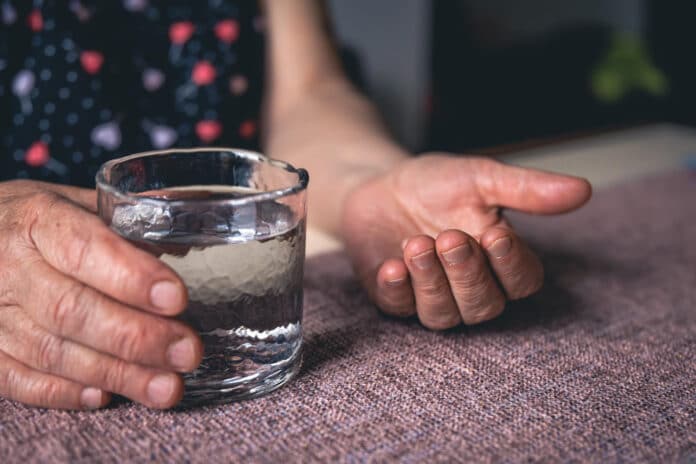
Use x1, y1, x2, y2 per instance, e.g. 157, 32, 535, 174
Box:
0, 180, 203, 410
341, 155, 592, 329
0, 155, 590, 410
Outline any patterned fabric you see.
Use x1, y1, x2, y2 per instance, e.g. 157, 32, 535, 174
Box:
0, 170, 694, 462
0, 0, 264, 187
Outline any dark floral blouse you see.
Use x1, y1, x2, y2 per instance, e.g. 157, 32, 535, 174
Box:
0, 0, 265, 187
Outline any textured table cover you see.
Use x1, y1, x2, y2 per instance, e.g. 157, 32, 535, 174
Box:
1, 171, 695, 463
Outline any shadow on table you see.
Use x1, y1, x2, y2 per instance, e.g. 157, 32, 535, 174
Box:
298, 327, 360, 378
297, 246, 630, 350
112, 245, 645, 407
431, 243, 646, 335
297, 253, 377, 378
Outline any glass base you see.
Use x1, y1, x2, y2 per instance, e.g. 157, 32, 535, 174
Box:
177, 348, 302, 408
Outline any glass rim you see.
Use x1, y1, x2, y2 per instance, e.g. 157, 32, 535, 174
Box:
95, 147, 309, 207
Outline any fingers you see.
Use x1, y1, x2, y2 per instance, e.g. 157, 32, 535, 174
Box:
26, 192, 187, 315
435, 230, 507, 325
375, 258, 415, 317
374, 228, 545, 329
481, 227, 544, 300
403, 236, 462, 330
0, 350, 110, 410
0, 309, 183, 409
381, 232, 509, 328
18, 260, 203, 373
475, 158, 592, 214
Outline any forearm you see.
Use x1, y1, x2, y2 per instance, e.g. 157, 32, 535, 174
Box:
261, 0, 407, 236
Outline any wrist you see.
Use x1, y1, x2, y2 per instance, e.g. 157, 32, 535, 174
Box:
264, 78, 409, 236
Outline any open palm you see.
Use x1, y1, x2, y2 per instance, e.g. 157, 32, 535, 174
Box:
341, 154, 592, 329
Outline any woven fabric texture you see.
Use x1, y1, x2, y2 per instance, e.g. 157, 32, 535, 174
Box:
1, 170, 695, 463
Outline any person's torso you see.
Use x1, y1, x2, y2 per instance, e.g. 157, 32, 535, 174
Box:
0, 0, 264, 186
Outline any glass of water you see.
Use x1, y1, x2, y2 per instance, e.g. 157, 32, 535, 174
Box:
96, 148, 308, 406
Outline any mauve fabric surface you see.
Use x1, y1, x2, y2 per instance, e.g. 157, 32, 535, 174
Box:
1, 170, 695, 463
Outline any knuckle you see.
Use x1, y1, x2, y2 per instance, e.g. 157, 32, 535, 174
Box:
108, 268, 130, 296
419, 310, 461, 331
417, 280, 450, 301
112, 320, 150, 362
101, 358, 129, 393
29, 190, 60, 209
58, 227, 93, 276
23, 191, 60, 227
462, 296, 506, 325
37, 378, 65, 407
50, 283, 89, 334
16, 192, 54, 245
24, 191, 98, 277
473, 156, 498, 174
450, 261, 490, 292
2, 365, 20, 399
108, 257, 146, 298
35, 332, 63, 371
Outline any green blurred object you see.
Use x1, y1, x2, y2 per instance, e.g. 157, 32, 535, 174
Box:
591, 33, 669, 103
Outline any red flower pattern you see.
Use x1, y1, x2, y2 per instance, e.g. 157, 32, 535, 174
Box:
2, 1, 264, 183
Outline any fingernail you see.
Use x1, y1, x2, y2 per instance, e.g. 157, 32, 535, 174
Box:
385, 278, 406, 287
147, 375, 175, 405
411, 250, 435, 270
441, 243, 472, 265
487, 237, 512, 259
80, 387, 104, 410
401, 239, 408, 251
167, 338, 196, 371
150, 281, 182, 311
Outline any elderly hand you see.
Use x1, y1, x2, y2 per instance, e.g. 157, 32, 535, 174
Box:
0, 180, 202, 410
341, 154, 592, 329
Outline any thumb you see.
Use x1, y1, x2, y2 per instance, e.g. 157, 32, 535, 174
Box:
476, 159, 593, 214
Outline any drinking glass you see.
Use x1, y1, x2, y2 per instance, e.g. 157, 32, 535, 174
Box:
96, 148, 308, 406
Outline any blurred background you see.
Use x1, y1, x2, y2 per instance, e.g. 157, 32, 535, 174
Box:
329, 0, 696, 154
